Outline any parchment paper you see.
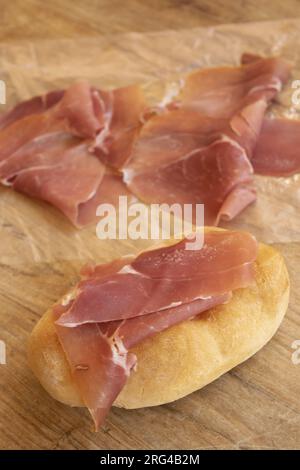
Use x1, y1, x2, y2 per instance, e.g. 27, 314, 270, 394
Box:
0, 19, 299, 265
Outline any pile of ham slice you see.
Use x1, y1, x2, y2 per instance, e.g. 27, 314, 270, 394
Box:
0, 53, 299, 227
54, 229, 258, 429
0, 83, 143, 226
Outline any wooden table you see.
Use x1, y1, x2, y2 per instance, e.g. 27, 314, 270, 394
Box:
0, 2, 300, 450
1, 0, 300, 40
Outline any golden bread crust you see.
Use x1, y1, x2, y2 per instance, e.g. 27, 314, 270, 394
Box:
28, 242, 290, 409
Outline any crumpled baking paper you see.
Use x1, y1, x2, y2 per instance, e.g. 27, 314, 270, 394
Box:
0, 19, 299, 265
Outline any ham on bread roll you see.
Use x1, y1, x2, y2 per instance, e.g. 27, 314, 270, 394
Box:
28, 229, 289, 430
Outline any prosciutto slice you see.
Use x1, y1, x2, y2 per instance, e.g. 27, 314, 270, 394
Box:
56, 230, 257, 326
0, 81, 100, 164
77, 170, 135, 227
251, 117, 300, 176
54, 81, 103, 138
54, 230, 257, 429
0, 55, 297, 228
181, 56, 290, 118
11, 143, 106, 226
239, 53, 300, 176
55, 293, 228, 429
123, 56, 290, 225
0, 82, 144, 226
0, 89, 64, 131
123, 110, 257, 225
92, 84, 146, 168
0, 135, 132, 227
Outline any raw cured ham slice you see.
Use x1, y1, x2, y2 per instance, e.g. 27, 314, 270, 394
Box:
233, 54, 300, 178
181, 56, 290, 118
0, 132, 79, 184
0, 82, 100, 162
217, 183, 256, 222
1, 151, 133, 229
131, 230, 257, 279
92, 85, 146, 169
55, 294, 228, 429
54, 81, 102, 138
100, 294, 230, 351
77, 170, 135, 227
240, 54, 300, 177
55, 320, 137, 430
0, 82, 143, 226
0, 132, 129, 226
0, 82, 146, 226
56, 230, 256, 326
54, 230, 257, 429
122, 107, 259, 225
0, 56, 296, 229
11, 142, 105, 226
0, 89, 64, 131
251, 118, 300, 176
123, 56, 290, 225
0, 113, 66, 162
122, 99, 264, 175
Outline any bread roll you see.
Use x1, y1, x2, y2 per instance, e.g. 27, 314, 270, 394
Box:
28, 241, 289, 410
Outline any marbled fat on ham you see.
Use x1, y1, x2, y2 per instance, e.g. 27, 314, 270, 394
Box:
54, 230, 258, 429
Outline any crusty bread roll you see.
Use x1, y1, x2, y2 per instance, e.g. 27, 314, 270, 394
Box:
28, 240, 289, 410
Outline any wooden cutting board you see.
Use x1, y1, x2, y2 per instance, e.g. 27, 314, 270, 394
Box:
0, 20, 300, 449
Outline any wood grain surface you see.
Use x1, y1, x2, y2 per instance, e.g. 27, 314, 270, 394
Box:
1, 0, 300, 41
0, 5, 300, 450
